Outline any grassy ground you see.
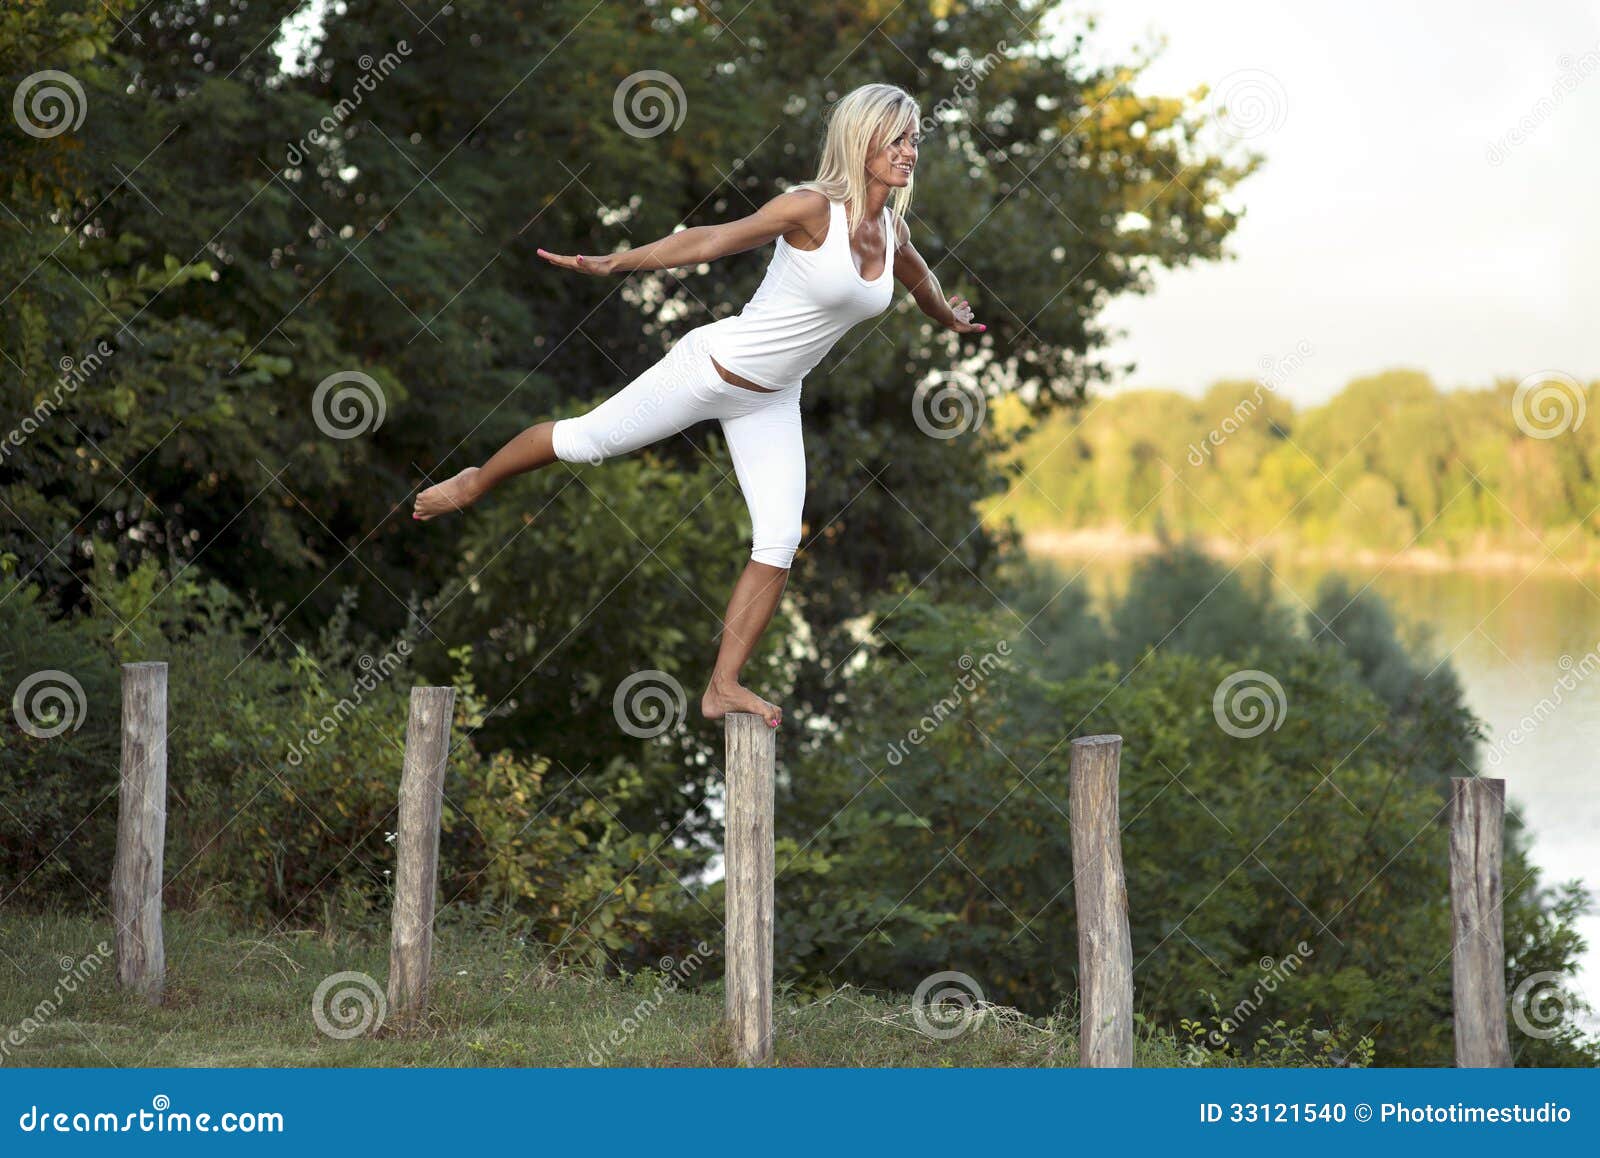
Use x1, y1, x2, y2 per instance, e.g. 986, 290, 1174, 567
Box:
0, 908, 1198, 1067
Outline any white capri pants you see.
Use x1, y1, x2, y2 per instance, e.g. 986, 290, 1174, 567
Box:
550, 324, 805, 569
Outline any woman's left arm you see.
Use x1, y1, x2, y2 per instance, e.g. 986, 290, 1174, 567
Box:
891, 216, 985, 334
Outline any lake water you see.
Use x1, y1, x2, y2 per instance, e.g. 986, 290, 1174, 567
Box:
1035, 550, 1600, 1036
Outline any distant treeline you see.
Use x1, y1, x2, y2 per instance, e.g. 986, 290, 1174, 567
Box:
997, 370, 1600, 564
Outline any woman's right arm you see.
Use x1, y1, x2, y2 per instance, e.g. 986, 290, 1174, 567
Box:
537, 190, 826, 275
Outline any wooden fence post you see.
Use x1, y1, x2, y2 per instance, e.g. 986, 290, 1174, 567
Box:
386, 685, 455, 1029
1450, 776, 1511, 1067
112, 661, 167, 1003
1070, 733, 1134, 1067
724, 711, 775, 1065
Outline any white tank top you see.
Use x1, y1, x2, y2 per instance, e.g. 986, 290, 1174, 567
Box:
702, 196, 896, 390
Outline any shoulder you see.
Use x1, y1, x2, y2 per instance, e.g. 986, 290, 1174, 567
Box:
760, 188, 831, 248
889, 209, 909, 251
767, 187, 831, 226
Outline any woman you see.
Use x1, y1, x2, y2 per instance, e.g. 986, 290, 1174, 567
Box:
413, 83, 984, 730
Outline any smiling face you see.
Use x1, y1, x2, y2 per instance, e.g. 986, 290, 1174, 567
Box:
865, 121, 920, 191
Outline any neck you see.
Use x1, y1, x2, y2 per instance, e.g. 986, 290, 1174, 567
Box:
861, 181, 891, 220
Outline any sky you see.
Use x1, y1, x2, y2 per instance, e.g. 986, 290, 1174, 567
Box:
1055, 0, 1600, 406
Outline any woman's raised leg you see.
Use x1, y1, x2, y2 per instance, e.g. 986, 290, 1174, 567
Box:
413, 337, 716, 520
413, 422, 556, 520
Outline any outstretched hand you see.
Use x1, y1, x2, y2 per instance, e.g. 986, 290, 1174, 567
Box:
536, 248, 617, 276
946, 293, 985, 334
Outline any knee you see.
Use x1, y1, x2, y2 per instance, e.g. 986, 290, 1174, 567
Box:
750, 516, 802, 569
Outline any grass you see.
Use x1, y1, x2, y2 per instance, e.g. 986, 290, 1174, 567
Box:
0, 908, 1200, 1067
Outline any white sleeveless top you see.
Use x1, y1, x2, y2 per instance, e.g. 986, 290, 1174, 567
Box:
702, 196, 896, 390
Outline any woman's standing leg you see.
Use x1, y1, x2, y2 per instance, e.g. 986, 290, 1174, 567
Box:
413, 337, 716, 519
701, 392, 805, 728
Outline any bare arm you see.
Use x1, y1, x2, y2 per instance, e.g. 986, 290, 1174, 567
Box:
891, 216, 984, 334
536, 190, 827, 275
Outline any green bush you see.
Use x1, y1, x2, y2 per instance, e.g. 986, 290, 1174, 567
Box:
0, 545, 692, 968
0, 559, 121, 901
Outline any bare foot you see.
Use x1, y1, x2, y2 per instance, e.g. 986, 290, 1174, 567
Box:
701, 678, 782, 728
413, 467, 484, 521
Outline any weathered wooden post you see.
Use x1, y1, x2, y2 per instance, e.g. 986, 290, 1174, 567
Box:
1069, 733, 1134, 1067
113, 661, 167, 1003
1450, 776, 1511, 1067
386, 686, 456, 1029
724, 711, 775, 1065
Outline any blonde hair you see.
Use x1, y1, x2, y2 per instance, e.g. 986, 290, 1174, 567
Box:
792, 83, 920, 236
